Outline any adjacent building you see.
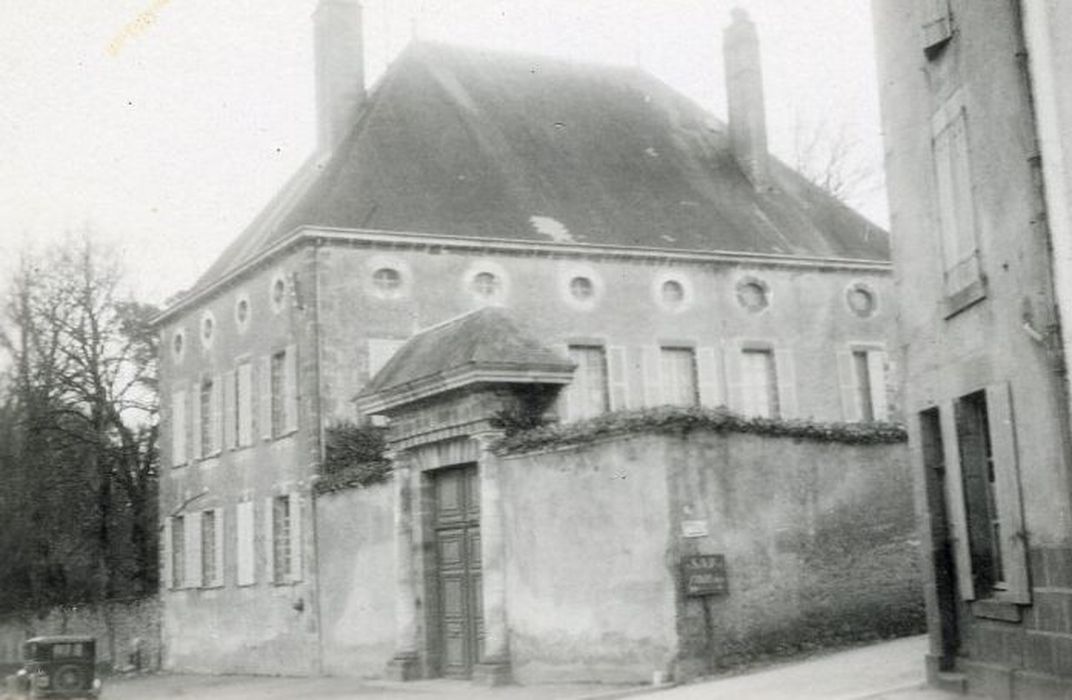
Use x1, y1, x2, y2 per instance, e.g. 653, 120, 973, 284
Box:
152, 3, 897, 680
873, 0, 1072, 696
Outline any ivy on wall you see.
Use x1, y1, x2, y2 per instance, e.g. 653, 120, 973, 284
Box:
494, 406, 907, 456
316, 420, 391, 494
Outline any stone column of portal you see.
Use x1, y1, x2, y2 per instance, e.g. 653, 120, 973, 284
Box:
471, 430, 511, 686
384, 448, 421, 680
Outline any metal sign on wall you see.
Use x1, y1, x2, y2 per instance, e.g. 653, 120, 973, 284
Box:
682, 554, 729, 597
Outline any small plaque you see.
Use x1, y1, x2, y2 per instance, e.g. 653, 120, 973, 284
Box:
681, 519, 709, 538
682, 554, 728, 597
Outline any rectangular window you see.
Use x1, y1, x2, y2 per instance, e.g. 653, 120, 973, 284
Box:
955, 391, 1005, 592
566, 345, 610, 420
740, 349, 779, 418
660, 347, 699, 406
236, 361, 253, 447
271, 351, 286, 437
272, 495, 292, 584
200, 378, 214, 456
201, 510, 217, 587
171, 516, 185, 589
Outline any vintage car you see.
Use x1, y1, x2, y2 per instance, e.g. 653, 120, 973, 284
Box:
3, 636, 102, 699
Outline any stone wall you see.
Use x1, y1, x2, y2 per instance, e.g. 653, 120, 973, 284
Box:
0, 597, 160, 674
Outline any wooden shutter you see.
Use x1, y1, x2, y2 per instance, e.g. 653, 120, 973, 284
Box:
837, 350, 860, 421
237, 362, 253, 447
264, 496, 276, 584
867, 351, 890, 421
774, 348, 798, 419
939, 402, 975, 600
162, 518, 173, 590
555, 344, 573, 422
223, 370, 236, 449
696, 347, 722, 408
213, 509, 225, 587
921, 0, 953, 52
986, 382, 1030, 603
625, 346, 645, 409
259, 356, 273, 440
641, 346, 662, 407
725, 342, 744, 412
210, 376, 223, 454
191, 381, 203, 460
236, 500, 254, 585
171, 387, 187, 466
289, 494, 303, 582
185, 510, 202, 589
283, 345, 298, 434
607, 346, 628, 411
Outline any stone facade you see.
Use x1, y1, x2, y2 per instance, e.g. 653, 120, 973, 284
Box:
873, 0, 1072, 696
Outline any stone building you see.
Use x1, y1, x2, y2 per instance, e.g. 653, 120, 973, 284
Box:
151, 3, 897, 680
873, 1, 1072, 697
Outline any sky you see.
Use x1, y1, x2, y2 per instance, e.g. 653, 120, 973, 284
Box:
0, 0, 886, 306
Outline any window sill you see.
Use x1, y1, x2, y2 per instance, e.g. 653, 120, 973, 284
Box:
267, 429, 299, 442
972, 598, 1022, 622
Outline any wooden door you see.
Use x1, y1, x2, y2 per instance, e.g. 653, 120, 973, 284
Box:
432, 464, 483, 678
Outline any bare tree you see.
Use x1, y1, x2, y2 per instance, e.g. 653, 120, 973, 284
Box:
792, 117, 884, 210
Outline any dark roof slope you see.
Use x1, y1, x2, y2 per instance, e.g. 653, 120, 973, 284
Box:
360, 306, 573, 398
195, 41, 888, 291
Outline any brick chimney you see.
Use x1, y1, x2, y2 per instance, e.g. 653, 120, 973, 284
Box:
723, 8, 769, 188
314, 0, 365, 151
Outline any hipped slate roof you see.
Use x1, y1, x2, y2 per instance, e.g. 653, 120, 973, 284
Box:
356, 307, 573, 409
192, 41, 888, 293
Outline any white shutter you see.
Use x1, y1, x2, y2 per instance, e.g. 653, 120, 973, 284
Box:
607, 346, 628, 411
171, 387, 187, 466
725, 342, 744, 412
774, 348, 798, 419
556, 344, 573, 422
283, 345, 298, 434
223, 370, 236, 449
837, 350, 860, 422
289, 494, 303, 582
986, 382, 1030, 604
264, 497, 276, 584
191, 381, 203, 460
921, 0, 952, 51
696, 347, 722, 408
236, 500, 254, 585
367, 339, 406, 378
185, 511, 202, 589
162, 518, 173, 590
237, 362, 254, 447
641, 347, 662, 407
867, 351, 890, 421
940, 403, 975, 600
213, 508, 225, 587
259, 356, 273, 440
625, 346, 645, 409
210, 376, 223, 454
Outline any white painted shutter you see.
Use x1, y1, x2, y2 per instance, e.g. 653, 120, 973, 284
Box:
237, 362, 254, 446
774, 348, 798, 419
696, 347, 722, 408
259, 356, 273, 440
289, 494, 303, 582
625, 346, 645, 409
264, 496, 276, 584
162, 518, 173, 590
223, 370, 236, 449
555, 344, 573, 422
185, 511, 202, 589
866, 351, 890, 421
986, 382, 1030, 604
837, 350, 860, 422
641, 347, 662, 407
213, 508, 225, 587
283, 345, 298, 434
367, 339, 406, 378
725, 342, 744, 412
171, 387, 187, 466
236, 500, 254, 585
607, 346, 628, 411
210, 376, 223, 454
191, 382, 203, 460
939, 403, 975, 600
921, 0, 952, 51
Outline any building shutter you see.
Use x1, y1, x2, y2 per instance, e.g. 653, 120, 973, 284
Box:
986, 382, 1030, 603
223, 370, 236, 449
555, 344, 573, 422
607, 346, 628, 411
867, 351, 890, 421
185, 510, 202, 589
289, 494, 303, 583
696, 347, 722, 408
939, 402, 976, 600
259, 356, 273, 440
237, 362, 254, 446
625, 346, 645, 409
236, 500, 254, 586
210, 376, 223, 454
837, 350, 860, 421
774, 348, 798, 419
921, 0, 953, 52
283, 345, 298, 434
213, 508, 225, 587
641, 346, 662, 406
162, 518, 173, 590
264, 496, 276, 584
725, 342, 744, 413
171, 387, 187, 466
191, 381, 203, 460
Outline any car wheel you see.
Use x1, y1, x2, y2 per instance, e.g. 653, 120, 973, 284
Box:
53, 664, 84, 693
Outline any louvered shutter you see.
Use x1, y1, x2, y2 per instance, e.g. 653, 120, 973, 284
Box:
289, 494, 303, 582
237, 362, 253, 446
259, 356, 273, 440
162, 518, 173, 590
607, 346, 628, 411
185, 511, 202, 589
774, 348, 798, 419
837, 350, 860, 421
555, 344, 573, 422
987, 383, 1030, 603
641, 347, 662, 407
191, 381, 203, 460
283, 345, 298, 434
921, 0, 952, 52
210, 376, 223, 454
696, 347, 722, 408
725, 342, 744, 412
625, 346, 645, 409
223, 370, 236, 449
264, 497, 276, 584
213, 508, 225, 587
867, 351, 890, 421
171, 387, 187, 466
236, 500, 254, 585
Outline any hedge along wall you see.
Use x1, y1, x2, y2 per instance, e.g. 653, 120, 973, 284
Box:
497, 410, 921, 681
0, 597, 160, 674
